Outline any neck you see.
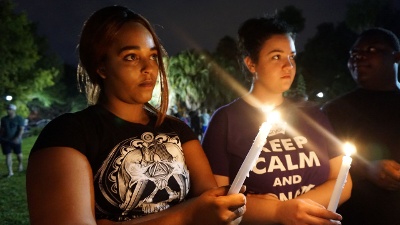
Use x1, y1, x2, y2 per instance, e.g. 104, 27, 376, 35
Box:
100, 101, 149, 124
245, 90, 284, 109
251, 84, 284, 104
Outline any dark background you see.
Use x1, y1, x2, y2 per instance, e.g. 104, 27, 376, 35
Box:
12, 0, 356, 65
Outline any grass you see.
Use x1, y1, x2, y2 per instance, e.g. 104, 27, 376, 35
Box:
0, 135, 37, 225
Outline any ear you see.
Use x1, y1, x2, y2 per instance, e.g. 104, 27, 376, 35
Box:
96, 66, 106, 79
395, 51, 400, 63
244, 56, 256, 74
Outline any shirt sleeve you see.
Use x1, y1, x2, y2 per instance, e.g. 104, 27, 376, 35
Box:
17, 116, 25, 127
202, 108, 230, 176
30, 113, 87, 155
164, 116, 198, 144
316, 107, 343, 159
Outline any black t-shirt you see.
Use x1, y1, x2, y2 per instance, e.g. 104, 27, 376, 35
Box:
31, 105, 198, 221
323, 88, 400, 225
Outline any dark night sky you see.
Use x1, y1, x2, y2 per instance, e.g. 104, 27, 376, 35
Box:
13, 0, 356, 65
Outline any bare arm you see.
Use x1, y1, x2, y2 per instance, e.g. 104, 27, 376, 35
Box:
27, 147, 97, 225
182, 139, 218, 195
296, 155, 352, 207
13, 124, 24, 143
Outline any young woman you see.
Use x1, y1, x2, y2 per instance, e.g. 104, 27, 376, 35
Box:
26, 5, 245, 225
202, 16, 351, 225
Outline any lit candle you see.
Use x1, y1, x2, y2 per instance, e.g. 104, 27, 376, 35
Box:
327, 142, 356, 212
228, 110, 280, 195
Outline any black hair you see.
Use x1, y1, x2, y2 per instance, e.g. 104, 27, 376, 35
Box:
237, 15, 295, 63
359, 27, 400, 51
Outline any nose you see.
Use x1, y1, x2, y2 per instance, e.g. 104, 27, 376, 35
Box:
350, 51, 366, 60
284, 55, 295, 69
140, 58, 156, 74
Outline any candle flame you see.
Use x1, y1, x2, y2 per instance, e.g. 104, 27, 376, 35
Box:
268, 110, 280, 123
343, 142, 356, 156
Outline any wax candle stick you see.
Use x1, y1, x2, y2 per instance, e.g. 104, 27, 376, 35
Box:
327, 142, 356, 212
228, 111, 280, 195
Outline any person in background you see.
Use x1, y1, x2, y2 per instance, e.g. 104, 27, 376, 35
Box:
179, 109, 191, 127
189, 109, 201, 140
202, 15, 350, 225
170, 105, 181, 118
200, 108, 210, 137
0, 104, 24, 177
26, 5, 245, 225
322, 27, 400, 225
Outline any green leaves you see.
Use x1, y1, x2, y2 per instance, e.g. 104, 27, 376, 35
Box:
0, 0, 61, 117
167, 50, 211, 110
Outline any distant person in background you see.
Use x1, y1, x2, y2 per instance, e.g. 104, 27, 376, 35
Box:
200, 108, 210, 137
179, 109, 191, 126
170, 105, 181, 118
323, 27, 400, 225
189, 109, 201, 139
0, 104, 24, 177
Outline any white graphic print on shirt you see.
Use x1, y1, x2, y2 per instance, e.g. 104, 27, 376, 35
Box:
95, 132, 190, 217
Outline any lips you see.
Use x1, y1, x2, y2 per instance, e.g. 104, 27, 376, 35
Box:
281, 74, 292, 79
353, 63, 369, 68
351, 63, 371, 81
139, 80, 155, 88
351, 62, 370, 71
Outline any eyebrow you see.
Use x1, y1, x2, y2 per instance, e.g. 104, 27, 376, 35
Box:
118, 45, 157, 55
267, 49, 296, 55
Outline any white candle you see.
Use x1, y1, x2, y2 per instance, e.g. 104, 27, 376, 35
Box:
327, 142, 356, 212
228, 110, 280, 195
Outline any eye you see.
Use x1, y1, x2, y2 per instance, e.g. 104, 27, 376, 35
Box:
124, 54, 139, 62
367, 47, 377, 53
150, 53, 158, 61
349, 50, 356, 58
272, 55, 280, 60
349, 49, 362, 58
289, 54, 296, 60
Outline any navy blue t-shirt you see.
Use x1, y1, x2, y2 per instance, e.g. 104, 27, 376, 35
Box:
203, 98, 341, 200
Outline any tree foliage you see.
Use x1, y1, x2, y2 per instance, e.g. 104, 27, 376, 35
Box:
0, 0, 61, 117
297, 22, 357, 102
345, 0, 400, 35
167, 50, 211, 111
210, 36, 251, 108
277, 5, 306, 34
167, 37, 251, 113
